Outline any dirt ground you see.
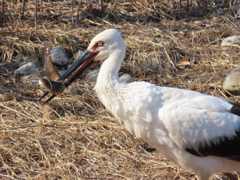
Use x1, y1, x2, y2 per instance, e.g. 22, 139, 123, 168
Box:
1, 0, 240, 179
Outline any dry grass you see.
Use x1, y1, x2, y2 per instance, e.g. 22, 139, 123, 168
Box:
1, 0, 240, 179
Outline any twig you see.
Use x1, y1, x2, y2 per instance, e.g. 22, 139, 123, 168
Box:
219, 86, 233, 97
77, 0, 82, 23
40, 0, 42, 12
71, 0, 74, 24
35, 0, 37, 30
2, 0, 4, 25
21, 0, 25, 20
164, 47, 177, 72
101, 0, 103, 17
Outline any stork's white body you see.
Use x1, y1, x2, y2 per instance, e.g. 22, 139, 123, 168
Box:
86, 29, 240, 180
95, 78, 240, 179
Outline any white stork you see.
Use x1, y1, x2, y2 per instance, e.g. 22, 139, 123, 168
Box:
40, 29, 240, 180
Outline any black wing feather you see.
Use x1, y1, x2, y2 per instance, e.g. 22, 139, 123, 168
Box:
185, 102, 240, 162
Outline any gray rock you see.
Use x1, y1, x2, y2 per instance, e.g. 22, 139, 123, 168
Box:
15, 62, 39, 76
145, 55, 161, 71
119, 73, 134, 83
19, 61, 27, 67
86, 70, 99, 86
58, 71, 65, 76
51, 46, 70, 65
221, 36, 240, 47
216, 7, 222, 14
0, 87, 5, 94
74, 50, 85, 60
86, 70, 134, 86
31, 80, 40, 84
223, 66, 240, 95
22, 75, 39, 85
235, 4, 240, 12
0, 62, 8, 67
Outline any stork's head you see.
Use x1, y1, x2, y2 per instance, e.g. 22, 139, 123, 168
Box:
39, 29, 126, 105
87, 28, 126, 62
58, 28, 126, 79
62, 29, 126, 79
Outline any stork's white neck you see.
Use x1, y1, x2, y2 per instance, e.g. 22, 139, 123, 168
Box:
95, 48, 126, 90
93, 36, 126, 117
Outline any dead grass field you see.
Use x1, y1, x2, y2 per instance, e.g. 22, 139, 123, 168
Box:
1, 0, 240, 179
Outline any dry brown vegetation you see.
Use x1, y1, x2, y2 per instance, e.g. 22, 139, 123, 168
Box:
1, 0, 240, 179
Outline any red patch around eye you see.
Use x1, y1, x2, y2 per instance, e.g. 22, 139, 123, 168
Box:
91, 41, 104, 51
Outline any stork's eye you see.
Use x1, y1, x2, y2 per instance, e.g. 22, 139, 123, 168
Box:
97, 41, 103, 46
92, 41, 104, 51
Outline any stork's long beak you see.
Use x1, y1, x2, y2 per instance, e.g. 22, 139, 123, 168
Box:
38, 49, 99, 105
